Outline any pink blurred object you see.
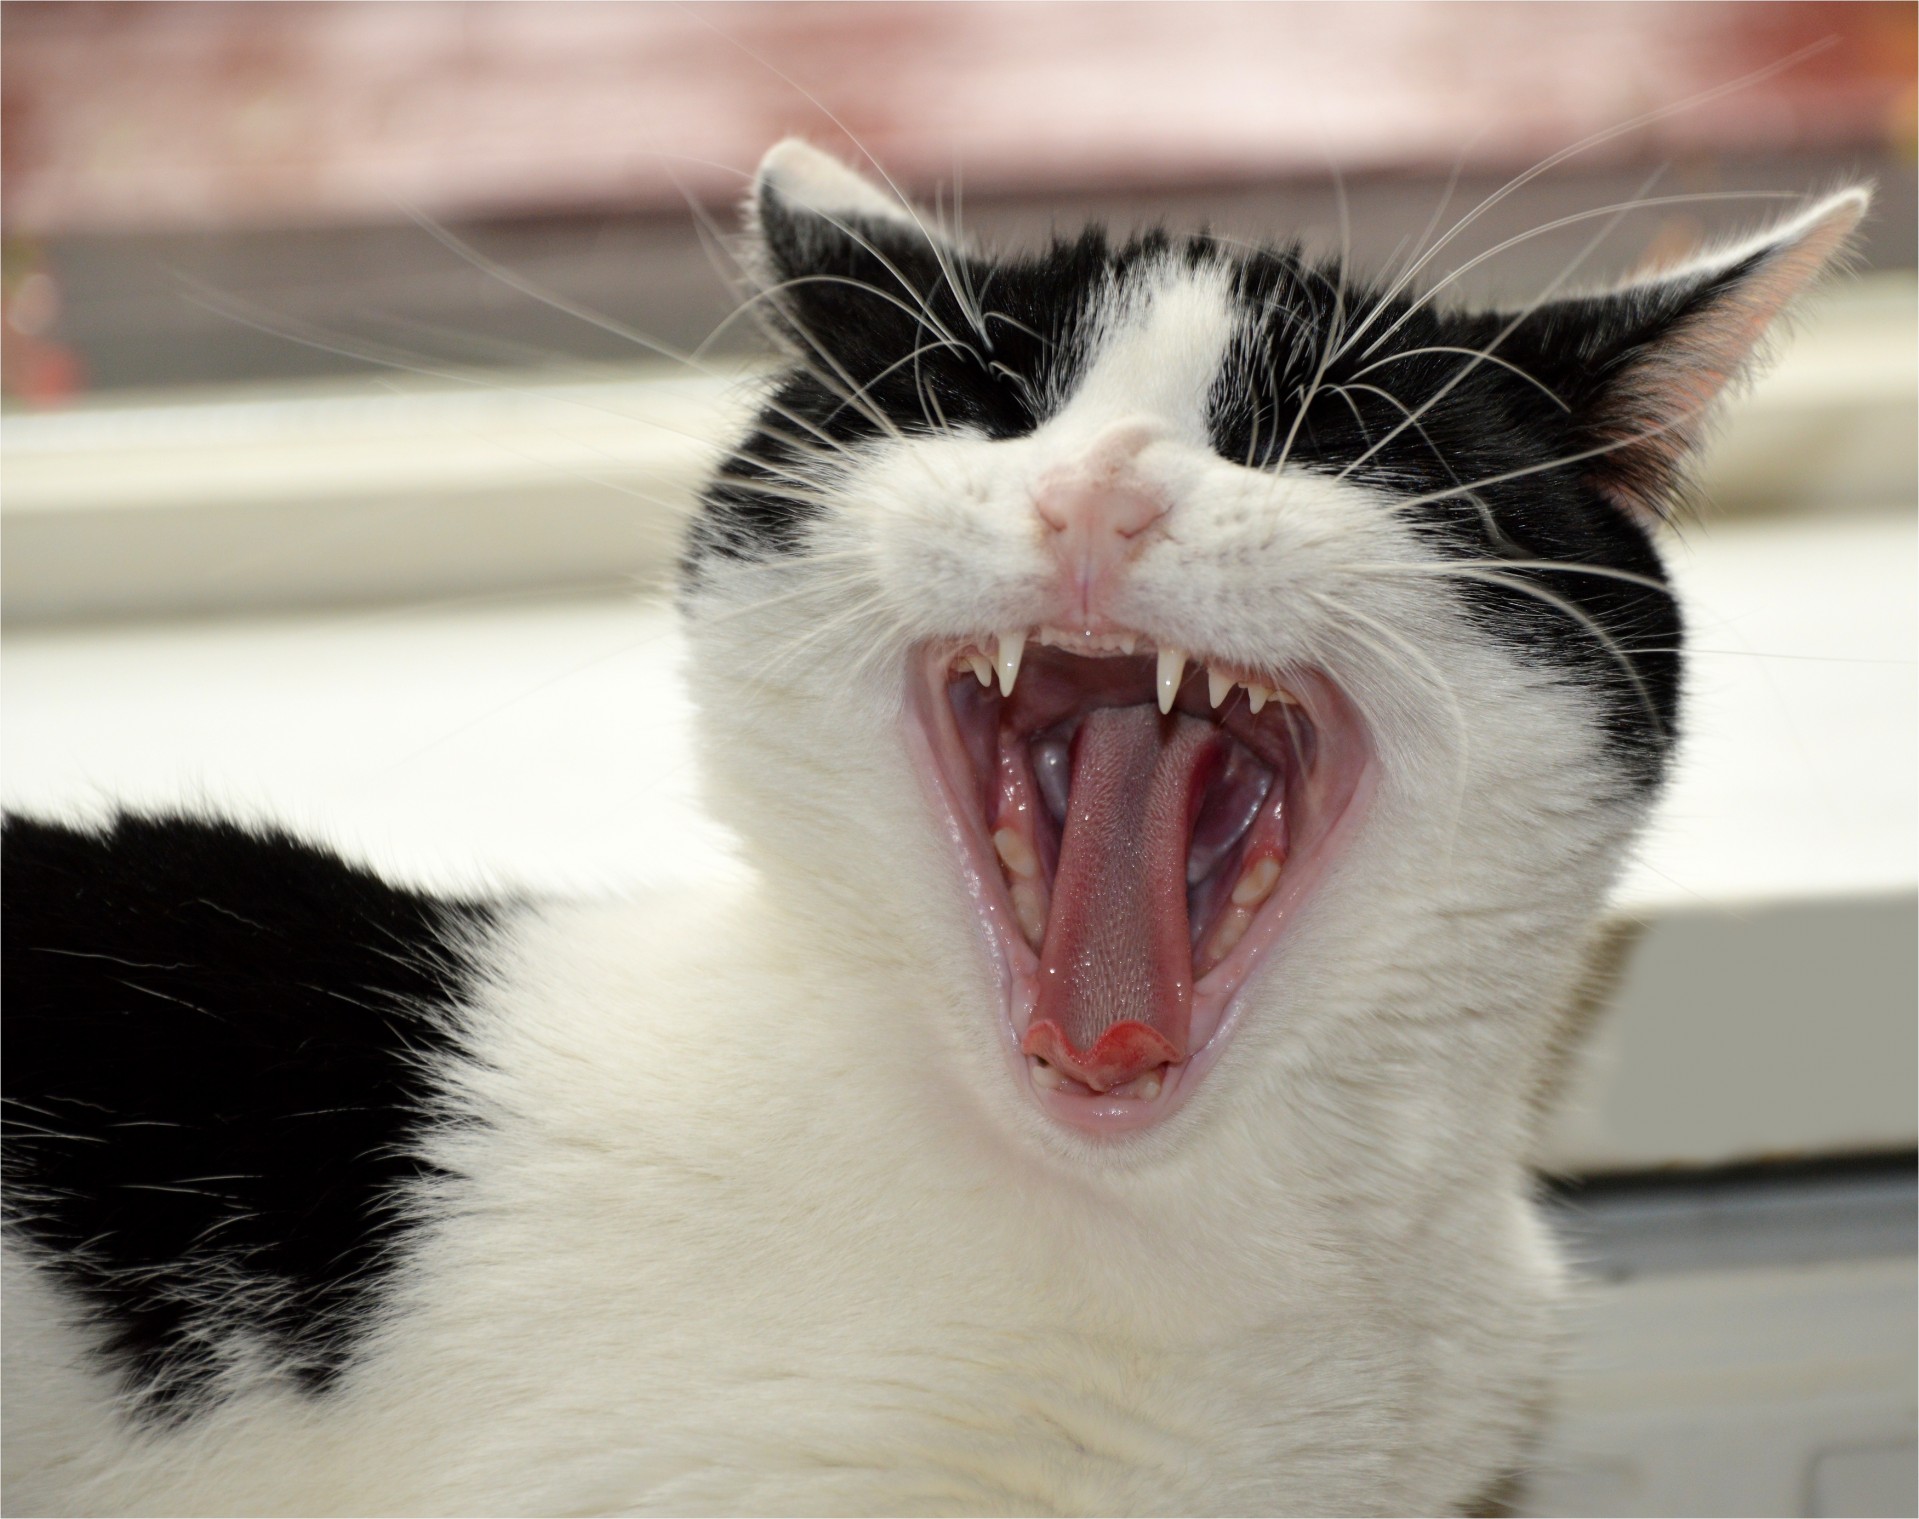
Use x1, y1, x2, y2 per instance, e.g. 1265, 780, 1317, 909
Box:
1, 249, 86, 402
2, 1, 1911, 236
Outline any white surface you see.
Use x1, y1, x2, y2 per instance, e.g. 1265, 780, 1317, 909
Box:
2, 594, 727, 898
1545, 894, 1917, 1171
1519, 1256, 1917, 1518
1624, 511, 1918, 912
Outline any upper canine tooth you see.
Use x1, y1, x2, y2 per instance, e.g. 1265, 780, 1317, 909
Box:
1207, 668, 1233, 709
996, 630, 1026, 696
1156, 648, 1187, 715
1246, 683, 1273, 715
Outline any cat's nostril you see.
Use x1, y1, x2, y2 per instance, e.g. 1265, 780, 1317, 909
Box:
1034, 480, 1169, 545
1034, 475, 1170, 623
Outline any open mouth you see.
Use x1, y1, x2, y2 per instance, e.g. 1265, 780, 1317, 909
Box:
908, 629, 1373, 1135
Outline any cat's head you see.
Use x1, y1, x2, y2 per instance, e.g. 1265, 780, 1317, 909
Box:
683, 140, 1862, 1150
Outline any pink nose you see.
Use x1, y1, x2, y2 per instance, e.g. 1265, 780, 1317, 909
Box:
1034, 433, 1170, 622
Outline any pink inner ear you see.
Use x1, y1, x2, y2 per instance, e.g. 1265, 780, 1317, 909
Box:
1590, 194, 1865, 526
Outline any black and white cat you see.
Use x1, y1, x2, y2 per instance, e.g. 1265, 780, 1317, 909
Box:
3, 142, 1864, 1514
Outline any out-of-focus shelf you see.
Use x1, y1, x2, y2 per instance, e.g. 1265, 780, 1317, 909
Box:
1, 366, 746, 623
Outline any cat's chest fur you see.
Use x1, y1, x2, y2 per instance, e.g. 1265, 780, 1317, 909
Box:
75, 891, 1556, 1514
1, 141, 1864, 1516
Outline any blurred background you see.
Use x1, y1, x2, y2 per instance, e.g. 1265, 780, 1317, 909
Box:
3, 5, 1914, 1514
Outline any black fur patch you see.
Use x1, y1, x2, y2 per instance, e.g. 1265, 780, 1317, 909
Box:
2, 814, 500, 1415
1206, 242, 1689, 782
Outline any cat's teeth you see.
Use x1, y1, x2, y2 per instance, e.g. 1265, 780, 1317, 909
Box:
993, 827, 1039, 880
996, 630, 1026, 696
1156, 647, 1187, 715
1209, 905, 1253, 960
1010, 880, 1047, 947
966, 651, 993, 687
1245, 683, 1274, 715
1130, 1072, 1163, 1100
1029, 1056, 1064, 1091
1207, 667, 1234, 708
1231, 855, 1281, 907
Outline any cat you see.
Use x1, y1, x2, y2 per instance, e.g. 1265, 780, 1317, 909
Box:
2, 140, 1865, 1515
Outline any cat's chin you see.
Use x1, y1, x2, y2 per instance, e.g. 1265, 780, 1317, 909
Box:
907, 631, 1374, 1138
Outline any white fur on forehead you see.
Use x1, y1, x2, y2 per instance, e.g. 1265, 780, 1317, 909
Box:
753, 139, 920, 232
1055, 264, 1239, 445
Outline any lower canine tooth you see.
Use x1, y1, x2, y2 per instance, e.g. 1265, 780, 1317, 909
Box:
996, 630, 1026, 696
993, 827, 1039, 879
1030, 1057, 1064, 1091
1133, 1072, 1162, 1100
1231, 856, 1281, 906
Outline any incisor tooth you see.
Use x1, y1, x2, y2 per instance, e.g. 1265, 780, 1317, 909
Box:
1231, 855, 1282, 907
1156, 647, 1187, 714
1246, 684, 1273, 715
996, 630, 1026, 696
966, 652, 993, 687
1207, 667, 1233, 708
993, 827, 1039, 879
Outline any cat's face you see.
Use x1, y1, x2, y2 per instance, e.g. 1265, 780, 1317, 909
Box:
684, 142, 1861, 1149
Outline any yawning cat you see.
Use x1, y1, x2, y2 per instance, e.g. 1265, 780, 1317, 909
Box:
3, 142, 1864, 1514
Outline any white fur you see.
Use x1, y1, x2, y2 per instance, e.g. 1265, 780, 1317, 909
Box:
8, 167, 1843, 1515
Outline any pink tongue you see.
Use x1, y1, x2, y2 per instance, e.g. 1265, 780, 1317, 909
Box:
1022, 705, 1218, 1093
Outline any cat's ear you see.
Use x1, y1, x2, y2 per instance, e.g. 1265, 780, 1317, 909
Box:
743, 140, 964, 358
748, 139, 948, 282
1475, 187, 1869, 523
